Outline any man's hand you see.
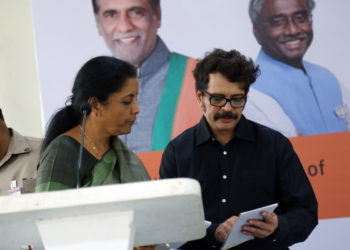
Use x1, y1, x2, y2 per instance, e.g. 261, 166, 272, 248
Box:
242, 211, 278, 238
215, 216, 239, 243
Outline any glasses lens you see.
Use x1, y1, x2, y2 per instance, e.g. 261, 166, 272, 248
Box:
210, 96, 226, 106
205, 92, 246, 108
295, 10, 312, 23
230, 97, 246, 108
268, 16, 286, 28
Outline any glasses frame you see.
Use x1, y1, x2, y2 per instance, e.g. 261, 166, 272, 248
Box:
203, 91, 247, 108
261, 10, 313, 31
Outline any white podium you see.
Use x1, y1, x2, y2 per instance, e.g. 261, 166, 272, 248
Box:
0, 178, 205, 250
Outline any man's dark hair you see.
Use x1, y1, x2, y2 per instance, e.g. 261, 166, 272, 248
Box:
92, 0, 160, 15
194, 49, 260, 94
0, 108, 3, 121
249, 0, 315, 25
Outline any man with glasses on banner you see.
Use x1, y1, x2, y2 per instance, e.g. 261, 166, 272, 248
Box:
248, 0, 350, 136
160, 49, 318, 249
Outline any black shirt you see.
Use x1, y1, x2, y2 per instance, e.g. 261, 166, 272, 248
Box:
160, 116, 318, 249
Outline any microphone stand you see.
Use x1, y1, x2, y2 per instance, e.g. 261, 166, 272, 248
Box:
77, 103, 91, 188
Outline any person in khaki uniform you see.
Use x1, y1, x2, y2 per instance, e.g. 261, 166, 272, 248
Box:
0, 108, 42, 195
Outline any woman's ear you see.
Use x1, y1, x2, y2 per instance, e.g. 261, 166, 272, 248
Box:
88, 97, 100, 117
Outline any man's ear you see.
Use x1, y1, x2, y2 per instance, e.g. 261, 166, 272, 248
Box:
253, 26, 263, 45
156, 5, 161, 29
94, 15, 103, 36
195, 90, 203, 107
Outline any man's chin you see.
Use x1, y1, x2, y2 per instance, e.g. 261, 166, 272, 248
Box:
284, 50, 305, 60
279, 45, 308, 60
216, 120, 237, 129
112, 50, 142, 65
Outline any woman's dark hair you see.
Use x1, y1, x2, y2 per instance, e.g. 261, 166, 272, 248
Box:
42, 56, 136, 152
194, 48, 260, 94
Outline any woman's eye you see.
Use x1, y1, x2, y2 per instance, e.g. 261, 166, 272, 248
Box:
122, 100, 132, 105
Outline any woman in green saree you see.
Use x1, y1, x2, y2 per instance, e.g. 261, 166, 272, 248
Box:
36, 56, 150, 191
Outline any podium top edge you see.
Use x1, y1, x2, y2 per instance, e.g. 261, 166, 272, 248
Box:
0, 178, 201, 214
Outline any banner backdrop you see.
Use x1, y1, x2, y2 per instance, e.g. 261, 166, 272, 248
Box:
31, 0, 350, 249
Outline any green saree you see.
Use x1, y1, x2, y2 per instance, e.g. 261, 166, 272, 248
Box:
36, 135, 150, 192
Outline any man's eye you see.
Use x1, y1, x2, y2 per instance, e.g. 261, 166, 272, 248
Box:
129, 9, 145, 18
269, 17, 285, 27
212, 96, 224, 103
104, 10, 116, 18
294, 13, 307, 23
232, 98, 244, 103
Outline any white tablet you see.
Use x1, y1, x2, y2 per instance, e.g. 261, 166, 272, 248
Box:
221, 203, 278, 250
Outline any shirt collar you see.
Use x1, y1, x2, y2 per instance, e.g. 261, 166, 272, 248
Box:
8, 128, 32, 155
234, 115, 255, 142
138, 36, 171, 78
195, 117, 212, 146
0, 129, 32, 167
195, 115, 255, 146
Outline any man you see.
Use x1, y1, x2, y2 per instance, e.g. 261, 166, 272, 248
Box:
248, 0, 350, 136
0, 108, 42, 195
159, 49, 318, 249
92, 0, 201, 152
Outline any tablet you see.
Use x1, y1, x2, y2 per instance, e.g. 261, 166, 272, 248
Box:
221, 203, 278, 250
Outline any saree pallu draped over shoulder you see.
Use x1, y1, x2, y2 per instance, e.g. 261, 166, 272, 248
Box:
36, 136, 150, 192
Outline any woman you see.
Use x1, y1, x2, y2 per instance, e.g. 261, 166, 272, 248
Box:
36, 56, 150, 191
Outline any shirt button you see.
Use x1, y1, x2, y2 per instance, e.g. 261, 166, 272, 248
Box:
222, 175, 227, 179
223, 151, 227, 155
222, 199, 226, 203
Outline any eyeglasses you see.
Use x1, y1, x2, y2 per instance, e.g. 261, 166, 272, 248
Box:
203, 91, 247, 108
262, 10, 312, 31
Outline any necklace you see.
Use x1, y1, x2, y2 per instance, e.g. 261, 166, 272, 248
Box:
78, 125, 101, 158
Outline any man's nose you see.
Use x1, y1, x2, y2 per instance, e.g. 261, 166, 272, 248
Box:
117, 13, 134, 32
221, 101, 233, 111
284, 17, 300, 35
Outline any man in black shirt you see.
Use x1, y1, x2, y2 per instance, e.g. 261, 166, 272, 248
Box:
159, 49, 318, 249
